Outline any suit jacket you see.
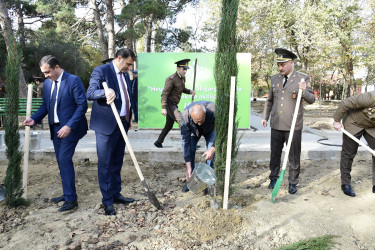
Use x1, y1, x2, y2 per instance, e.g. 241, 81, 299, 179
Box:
263, 70, 315, 131
31, 72, 88, 141
86, 62, 132, 135
334, 91, 375, 137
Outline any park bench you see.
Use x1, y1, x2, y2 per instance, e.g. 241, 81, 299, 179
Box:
0, 98, 44, 128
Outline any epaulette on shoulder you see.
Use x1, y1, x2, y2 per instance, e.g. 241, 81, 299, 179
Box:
169, 74, 175, 80
297, 71, 308, 76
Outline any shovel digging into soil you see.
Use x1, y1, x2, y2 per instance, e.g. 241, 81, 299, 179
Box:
102, 82, 161, 210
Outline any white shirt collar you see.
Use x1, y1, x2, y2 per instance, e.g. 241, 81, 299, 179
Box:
56, 70, 64, 83
113, 61, 121, 74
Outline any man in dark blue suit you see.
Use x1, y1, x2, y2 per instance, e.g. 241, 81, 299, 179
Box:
86, 48, 136, 216
24, 55, 88, 212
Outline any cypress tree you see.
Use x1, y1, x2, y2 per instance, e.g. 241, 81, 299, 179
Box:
4, 39, 28, 207
214, 0, 240, 196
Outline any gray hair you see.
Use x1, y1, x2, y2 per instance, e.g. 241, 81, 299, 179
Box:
189, 104, 206, 114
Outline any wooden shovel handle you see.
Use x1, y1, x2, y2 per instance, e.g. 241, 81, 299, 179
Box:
102, 82, 145, 182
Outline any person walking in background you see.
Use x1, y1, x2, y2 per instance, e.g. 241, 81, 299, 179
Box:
154, 59, 195, 148
333, 91, 375, 197
23, 55, 88, 212
180, 101, 215, 193
86, 48, 136, 216
131, 70, 138, 123
34, 76, 44, 98
0, 80, 5, 98
261, 48, 315, 195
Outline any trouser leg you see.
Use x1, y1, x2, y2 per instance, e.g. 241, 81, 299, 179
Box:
269, 129, 286, 180
157, 114, 174, 143
340, 130, 363, 185
287, 130, 302, 184
52, 125, 78, 201
96, 122, 128, 206
363, 132, 375, 185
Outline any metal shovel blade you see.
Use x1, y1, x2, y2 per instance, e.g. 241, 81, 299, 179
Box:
142, 180, 161, 210
0, 185, 5, 201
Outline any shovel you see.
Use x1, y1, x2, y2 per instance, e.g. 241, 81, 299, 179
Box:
102, 82, 161, 210
341, 128, 375, 155
271, 79, 305, 203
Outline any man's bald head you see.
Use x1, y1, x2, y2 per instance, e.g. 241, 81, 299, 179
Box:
190, 104, 206, 126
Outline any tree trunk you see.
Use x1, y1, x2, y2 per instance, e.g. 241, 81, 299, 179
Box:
90, 0, 108, 60
106, 0, 115, 58
126, 18, 135, 51
146, 14, 154, 52
15, 2, 25, 48
0, 0, 27, 97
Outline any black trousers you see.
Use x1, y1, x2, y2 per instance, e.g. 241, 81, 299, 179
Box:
269, 128, 302, 185
340, 129, 375, 185
157, 103, 181, 144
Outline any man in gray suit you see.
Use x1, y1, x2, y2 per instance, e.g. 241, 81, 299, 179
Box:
262, 48, 315, 194
333, 91, 375, 197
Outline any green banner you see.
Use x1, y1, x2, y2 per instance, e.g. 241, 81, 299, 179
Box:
138, 53, 251, 128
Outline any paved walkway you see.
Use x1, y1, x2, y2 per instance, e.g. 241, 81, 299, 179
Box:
0, 112, 373, 163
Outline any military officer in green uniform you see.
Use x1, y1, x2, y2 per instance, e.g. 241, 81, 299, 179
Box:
262, 48, 315, 194
333, 91, 375, 197
154, 59, 195, 148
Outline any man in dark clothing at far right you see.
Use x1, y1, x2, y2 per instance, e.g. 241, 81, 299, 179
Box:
333, 91, 375, 197
180, 101, 215, 192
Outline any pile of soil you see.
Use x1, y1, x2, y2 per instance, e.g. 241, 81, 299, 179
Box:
1, 158, 375, 249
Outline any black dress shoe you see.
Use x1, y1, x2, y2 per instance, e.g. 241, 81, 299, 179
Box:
268, 180, 276, 189
288, 184, 297, 194
58, 200, 78, 212
154, 141, 163, 148
104, 205, 116, 215
373, 185, 375, 193
114, 195, 135, 204
182, 183, 189, 192
51, 195, 65, 203
341, 184, 356, 197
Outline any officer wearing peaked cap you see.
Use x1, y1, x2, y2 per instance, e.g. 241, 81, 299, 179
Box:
262, 48, 315, 195
154, 59, 195, 148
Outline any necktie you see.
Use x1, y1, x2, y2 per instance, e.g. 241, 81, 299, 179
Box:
119, 73, 130, 123
48, 81, 58, 125
283, 76, 288, 88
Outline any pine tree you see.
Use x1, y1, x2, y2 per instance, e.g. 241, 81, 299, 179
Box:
4, 39, 28, 207
214, 0, 240, 196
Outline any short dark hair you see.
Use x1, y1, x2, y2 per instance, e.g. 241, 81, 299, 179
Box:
39, 55, 60, 68
115, 48, 137, 61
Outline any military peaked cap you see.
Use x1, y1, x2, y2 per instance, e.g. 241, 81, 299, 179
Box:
275, 48, 297, 62
175, 59, 190, 69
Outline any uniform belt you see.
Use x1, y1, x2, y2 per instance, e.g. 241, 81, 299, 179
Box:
53, 122, 60, 126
